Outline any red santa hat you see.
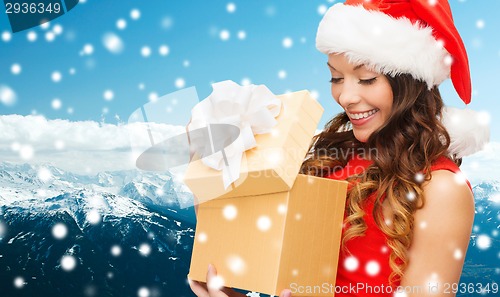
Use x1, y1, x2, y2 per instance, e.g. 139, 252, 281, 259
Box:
316, 0, 471, 105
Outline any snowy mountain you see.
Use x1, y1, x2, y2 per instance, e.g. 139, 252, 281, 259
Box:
460, 181, 500, 287
0, 162, 197, 297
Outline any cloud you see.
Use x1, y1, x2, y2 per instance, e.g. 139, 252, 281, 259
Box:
460, 141, 500, 185
1, 115, 498, 183
0, 115, 185, 174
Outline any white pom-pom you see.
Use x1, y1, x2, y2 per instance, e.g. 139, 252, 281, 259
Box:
441, 106, 490, 158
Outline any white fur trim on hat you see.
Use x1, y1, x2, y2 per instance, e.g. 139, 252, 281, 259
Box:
316, 4, 451, 88
441, 107, 490, 158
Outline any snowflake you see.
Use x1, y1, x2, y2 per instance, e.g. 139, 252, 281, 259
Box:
220, 29, 230, 41
11, 64, 21, 75
130, 9, 141, 20
61, 255, 77, 271
318, 5, 327, 15
476, 234, 491, 250
38, 167, 52, 182
52, 223, 68, 239
52, 98, 62, 110
0, 85, 17, 106
282, 37, 293, 48
344, 256, 359, 271
227, 3, 236, 13
102, 33, 124, 54
51, 71, 62, 82
175, 78, 185, 89
365, 260, 380, 276
223, 204, 238, 220
116, 19, 127, 30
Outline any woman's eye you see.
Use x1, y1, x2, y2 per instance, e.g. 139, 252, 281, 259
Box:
329, 77, 343, 84
359, 78, 377, 85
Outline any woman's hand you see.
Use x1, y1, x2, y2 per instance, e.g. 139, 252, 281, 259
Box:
189, 264, 292, 297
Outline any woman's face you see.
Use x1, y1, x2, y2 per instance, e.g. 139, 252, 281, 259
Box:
328, 53, 394, 143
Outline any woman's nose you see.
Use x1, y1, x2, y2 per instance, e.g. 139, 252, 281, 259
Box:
338, 83, 361, 108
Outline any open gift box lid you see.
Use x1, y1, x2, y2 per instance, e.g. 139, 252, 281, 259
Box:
183, 90, 323, 202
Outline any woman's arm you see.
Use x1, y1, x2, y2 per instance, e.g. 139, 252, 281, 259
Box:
399, 170, 475, 296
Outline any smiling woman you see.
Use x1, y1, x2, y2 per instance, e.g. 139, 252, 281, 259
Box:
327, 54, 394, 143
189, 1, 488, 297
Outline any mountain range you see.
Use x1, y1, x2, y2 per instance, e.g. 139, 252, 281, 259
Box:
0, 162, 498, 297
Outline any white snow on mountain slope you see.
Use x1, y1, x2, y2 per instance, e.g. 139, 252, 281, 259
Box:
0, 161, 194, 212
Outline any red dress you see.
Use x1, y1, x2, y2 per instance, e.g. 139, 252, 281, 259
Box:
326, 154, 471, 296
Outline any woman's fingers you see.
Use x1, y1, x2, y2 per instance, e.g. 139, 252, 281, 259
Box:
279, 289, 292, 297
206, 264, 230, 297
188, 278, 210, 297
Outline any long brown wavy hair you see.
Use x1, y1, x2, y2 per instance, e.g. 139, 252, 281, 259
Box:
300, 73, 456, 284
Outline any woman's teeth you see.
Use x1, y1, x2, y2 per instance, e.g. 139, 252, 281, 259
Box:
349, 109, 379, 120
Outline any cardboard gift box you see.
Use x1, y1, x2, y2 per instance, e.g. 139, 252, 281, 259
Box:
185, 90, 348, 296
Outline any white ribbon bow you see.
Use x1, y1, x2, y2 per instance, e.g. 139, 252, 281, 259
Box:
188, 80, 282, 189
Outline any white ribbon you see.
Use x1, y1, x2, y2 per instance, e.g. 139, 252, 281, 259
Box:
188, 80, 282, 189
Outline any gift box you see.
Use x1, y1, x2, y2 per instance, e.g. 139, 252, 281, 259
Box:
185, 85, 348, 296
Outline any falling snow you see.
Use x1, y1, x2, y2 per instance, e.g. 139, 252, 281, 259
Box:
53, 24, 63, 35
476, 234, 492, 250
139, 243, 152, 256
141, 46, 152, 57
414, 172, 424, 183
45, 31, 55, 42
52, 223, 68, 239
103, 90, 114, 101
159, 45, 170, 56
117, 19, 127, 30
86, 209, 102, 224
27, 31, 37, 42
365, 260, 381, 276
13, 276, 25, 289
256, 216, 272, 231
207, 275, 224, 290
227, 3, 236, 13
130, 9, 141, 20
226, 254, 246, 275
453, 248, 463, 260
102, 33, 124, 54
11, 64, 21, 75
476, 19, 485, 29
0, 85, 17, 106
138, 287, 150, 297
111, 245, 122, 257
2, 31, 11, 42
19, 145, 34, 160
282, 37, 293, 48
344, 256, 359, 271
38, 167, 52, 182
83, 44, 94, 55
175, 78, 186, 89
52, 98, 62, 110
220, 29, 230, 41
51, 71, 62, 83
318, 5, 328, 15
61, 255, 77, 271
197, 232, 207, 243
0, 221, 6, 238
223, 204, 237, 220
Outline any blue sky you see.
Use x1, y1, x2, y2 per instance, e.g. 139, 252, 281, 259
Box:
1, 0, 499, 138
